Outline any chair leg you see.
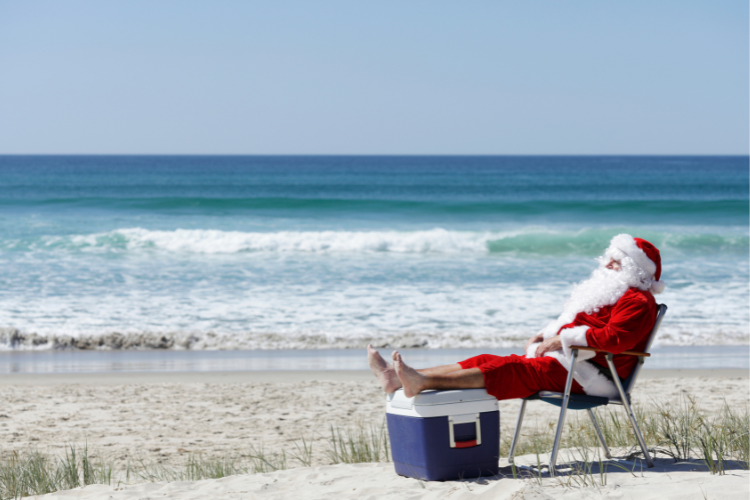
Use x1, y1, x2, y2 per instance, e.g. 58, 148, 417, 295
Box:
620, 400, 654, 468
587, 409, 612, 459
605, 354, 654, 468
508, 399, 527, 464
549, 350, 578, 477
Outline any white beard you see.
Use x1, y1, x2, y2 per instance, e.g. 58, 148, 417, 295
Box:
539, 256, 645, 339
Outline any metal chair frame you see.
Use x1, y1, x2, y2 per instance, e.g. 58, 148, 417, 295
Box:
507, 304, 668, 477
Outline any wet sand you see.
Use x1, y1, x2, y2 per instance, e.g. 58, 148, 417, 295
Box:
0, 368, 745, 385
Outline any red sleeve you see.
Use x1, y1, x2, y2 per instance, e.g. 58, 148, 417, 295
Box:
585, 292, 652, 354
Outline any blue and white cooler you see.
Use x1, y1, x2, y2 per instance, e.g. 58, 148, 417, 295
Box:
386, 388, 500, 481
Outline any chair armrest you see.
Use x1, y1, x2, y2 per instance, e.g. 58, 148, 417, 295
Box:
571, 346, 651, 357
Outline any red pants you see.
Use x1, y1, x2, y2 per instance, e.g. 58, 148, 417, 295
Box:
458, 354, 584, 401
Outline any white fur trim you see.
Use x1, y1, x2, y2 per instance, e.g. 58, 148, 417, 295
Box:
650, 280, 665, 294
605, 247, 626, 262
608, 234, 656, 277
529, 341, 618, 398
559, 325, 595, 361
526, 342, 541, 358
541, 349, 566, 365
542, 350, 619, 398
570, 360, 620, 398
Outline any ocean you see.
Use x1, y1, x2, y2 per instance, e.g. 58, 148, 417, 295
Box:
0, 155, 747, 351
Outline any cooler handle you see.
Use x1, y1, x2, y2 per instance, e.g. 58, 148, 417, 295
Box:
448, 413, 481, 449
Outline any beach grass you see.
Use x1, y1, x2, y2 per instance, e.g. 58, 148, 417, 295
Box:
0, 397, 746, 499
500, 396, 748, 472
325, 420, 390, 465
0, 446, 115, 500
129, 454, 249, 483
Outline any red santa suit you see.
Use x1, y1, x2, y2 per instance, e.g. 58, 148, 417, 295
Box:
459, 235, 664, 401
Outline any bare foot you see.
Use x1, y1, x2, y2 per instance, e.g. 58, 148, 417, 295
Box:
392, 350, 426, 398
367, 344, 402, 393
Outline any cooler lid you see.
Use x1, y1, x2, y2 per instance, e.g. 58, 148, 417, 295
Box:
387, 388, 495, 409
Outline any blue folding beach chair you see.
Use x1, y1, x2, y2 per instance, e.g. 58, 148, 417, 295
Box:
507, 304, 668, 477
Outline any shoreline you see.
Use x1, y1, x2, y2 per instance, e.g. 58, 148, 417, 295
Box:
0, 368, 746, 386
0, 345, 747, 375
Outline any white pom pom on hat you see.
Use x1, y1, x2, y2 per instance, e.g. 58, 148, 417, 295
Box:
606, 234, 665, 294
650, 280, 666, 294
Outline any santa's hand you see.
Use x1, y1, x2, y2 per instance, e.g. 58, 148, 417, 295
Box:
525, 334, 544, 352
536, 336, 562, 357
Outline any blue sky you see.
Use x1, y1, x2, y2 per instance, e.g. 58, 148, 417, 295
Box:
0, 1, 747, 154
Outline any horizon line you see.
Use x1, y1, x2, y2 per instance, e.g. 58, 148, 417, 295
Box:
0, 153, 748, 158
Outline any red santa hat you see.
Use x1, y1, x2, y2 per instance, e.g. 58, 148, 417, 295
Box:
606, 234, 665, 294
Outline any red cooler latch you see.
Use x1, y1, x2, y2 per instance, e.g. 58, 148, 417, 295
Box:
448, 413, 481, 449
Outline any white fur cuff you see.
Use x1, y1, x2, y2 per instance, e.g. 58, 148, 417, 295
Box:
559, 325, 595, 361
525, 342, 541, 359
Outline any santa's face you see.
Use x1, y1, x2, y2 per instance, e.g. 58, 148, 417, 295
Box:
604, 259, 622, 272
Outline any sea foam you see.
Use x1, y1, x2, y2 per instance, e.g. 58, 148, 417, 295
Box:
0, 278, 746, 350
66, 228, 495, 254
8, 227, 749, 256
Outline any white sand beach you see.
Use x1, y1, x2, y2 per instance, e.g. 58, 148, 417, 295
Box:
0, 369, 745, 499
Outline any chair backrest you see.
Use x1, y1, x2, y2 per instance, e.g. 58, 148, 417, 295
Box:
620, 303, 668, 394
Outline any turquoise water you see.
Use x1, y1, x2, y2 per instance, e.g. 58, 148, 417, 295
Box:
0, 155, 747, 349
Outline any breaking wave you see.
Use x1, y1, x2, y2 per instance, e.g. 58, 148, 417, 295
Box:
2, 227, 746, 257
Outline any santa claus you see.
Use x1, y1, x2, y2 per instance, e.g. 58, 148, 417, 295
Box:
368, 234, 665, 400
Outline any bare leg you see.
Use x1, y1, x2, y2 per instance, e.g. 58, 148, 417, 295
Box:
367, 345, 402, 393
418, 364, 464, 377
393, 351, 484, 398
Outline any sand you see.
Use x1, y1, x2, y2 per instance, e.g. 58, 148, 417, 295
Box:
0, 369, 745, 499
27, 458, 750, 500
